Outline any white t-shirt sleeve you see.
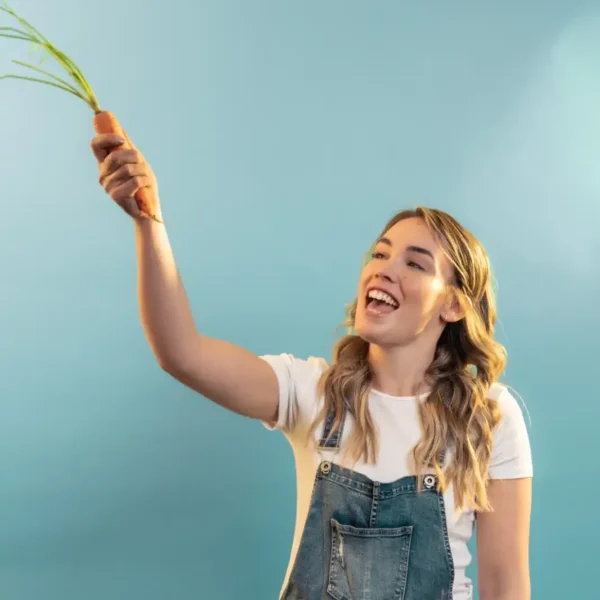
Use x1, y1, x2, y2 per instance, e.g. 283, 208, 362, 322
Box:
259, 353, 327, 434
488, 385, 533, 480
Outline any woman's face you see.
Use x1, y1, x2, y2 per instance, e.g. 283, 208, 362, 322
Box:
354, 217, 459, 348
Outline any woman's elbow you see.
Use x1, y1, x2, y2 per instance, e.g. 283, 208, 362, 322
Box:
478, 567, 530, 600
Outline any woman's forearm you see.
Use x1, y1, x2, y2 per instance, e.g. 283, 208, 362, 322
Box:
479, 579, 530, 600
134, 217, 197, 368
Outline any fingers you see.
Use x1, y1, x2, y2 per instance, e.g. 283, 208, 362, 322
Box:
121, 196, 143, 220
110, 175, 153, 218
91, 131, 156, 220
98, 148, 138, 181
90, 133, 126, 163
100, 157, 145, 189
96, 147, 151, 218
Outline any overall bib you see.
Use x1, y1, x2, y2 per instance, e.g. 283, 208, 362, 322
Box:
282, 406, 455, 600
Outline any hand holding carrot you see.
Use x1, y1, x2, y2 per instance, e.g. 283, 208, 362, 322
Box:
91, 132, 162, 222
0, 3, 162, 222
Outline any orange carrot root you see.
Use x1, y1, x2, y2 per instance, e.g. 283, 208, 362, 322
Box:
93, 111, 162, 223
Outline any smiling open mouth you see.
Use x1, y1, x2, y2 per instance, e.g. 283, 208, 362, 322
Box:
366, 289, 399, 314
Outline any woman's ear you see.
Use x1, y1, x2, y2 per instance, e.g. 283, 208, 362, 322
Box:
441, 290, 467, 323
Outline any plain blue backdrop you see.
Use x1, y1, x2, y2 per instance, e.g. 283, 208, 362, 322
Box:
1, 0, 599, 598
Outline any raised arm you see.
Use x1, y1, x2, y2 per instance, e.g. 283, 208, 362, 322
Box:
90, 133, 279, 422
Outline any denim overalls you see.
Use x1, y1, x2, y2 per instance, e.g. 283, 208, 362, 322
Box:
281, 405, 455, 600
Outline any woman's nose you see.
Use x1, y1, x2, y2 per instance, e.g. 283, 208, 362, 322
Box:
375, 268, 397, 284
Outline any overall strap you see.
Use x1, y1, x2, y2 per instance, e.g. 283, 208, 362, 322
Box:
317, 406, 346, 453
316, 404, 448, 463
438, 448, 447, 466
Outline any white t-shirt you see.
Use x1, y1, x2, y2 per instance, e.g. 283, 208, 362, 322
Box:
260, 353, 533, 600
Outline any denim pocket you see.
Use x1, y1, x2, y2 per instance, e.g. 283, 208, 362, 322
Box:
327, 518, 413, 600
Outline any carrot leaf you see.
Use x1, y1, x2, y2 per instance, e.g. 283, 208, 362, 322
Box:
0, 73, 87, 102
0, 26, 34, 40
0, 0, 102, 112
12, 59, 84, 98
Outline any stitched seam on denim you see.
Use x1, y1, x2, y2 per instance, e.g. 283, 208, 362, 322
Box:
322, 472, 444, 499
281, 467, 324, 598
335, 524, 413, 537
398, 528, 412, 600
317, 407, 346, 452
319, 474, 373, 498
326, 520, 346, 600
437, 491, 455, 599
336, 408, 347, 448
370, 482, 380, 527
381, 486, 439, 500
317, 410, 335, 448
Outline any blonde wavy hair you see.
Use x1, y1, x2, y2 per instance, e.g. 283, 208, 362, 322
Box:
308, 207, 506, 512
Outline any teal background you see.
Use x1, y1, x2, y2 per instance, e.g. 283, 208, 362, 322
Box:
1, 0, 599, 598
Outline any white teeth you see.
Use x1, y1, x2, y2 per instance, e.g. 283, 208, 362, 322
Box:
367, 289, 399, 307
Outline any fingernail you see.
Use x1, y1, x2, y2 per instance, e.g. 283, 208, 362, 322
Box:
116, 136, 126, 144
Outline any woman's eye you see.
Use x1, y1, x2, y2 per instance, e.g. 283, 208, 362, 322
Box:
408, 261, 424, 271
371, 251, 386, 259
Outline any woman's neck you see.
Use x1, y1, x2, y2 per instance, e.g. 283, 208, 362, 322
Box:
367, 341, 436, 397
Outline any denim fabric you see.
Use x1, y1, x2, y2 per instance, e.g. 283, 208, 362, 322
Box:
281, 408, 454, 600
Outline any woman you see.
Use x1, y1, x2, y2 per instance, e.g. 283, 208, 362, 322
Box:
90, 132, 532, 600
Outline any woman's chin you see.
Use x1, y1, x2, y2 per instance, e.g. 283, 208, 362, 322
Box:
354, 320, 386, 345
354, 314, 413, 348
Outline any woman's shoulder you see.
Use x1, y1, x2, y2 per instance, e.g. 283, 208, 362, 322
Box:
260, 353, 329, 384
488, 382, 528, 419
487, 382, 533, 478
259, 354, 329, 433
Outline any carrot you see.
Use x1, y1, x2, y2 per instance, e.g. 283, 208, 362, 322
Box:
0, 0, 162, 222
93, 111, 161, 221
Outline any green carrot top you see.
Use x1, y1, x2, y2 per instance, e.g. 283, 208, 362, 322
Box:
0, 0, 102, 112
